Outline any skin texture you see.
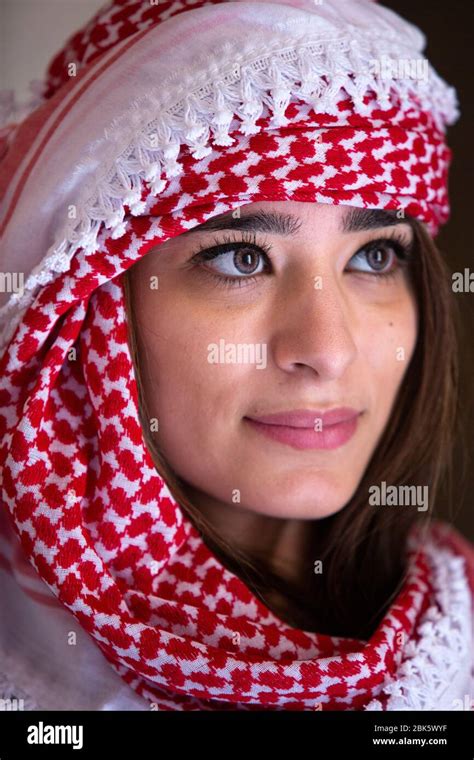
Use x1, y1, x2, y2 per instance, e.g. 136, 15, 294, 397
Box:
128, 201, 418, 583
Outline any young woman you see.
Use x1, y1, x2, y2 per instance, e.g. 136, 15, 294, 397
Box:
0, 0, 472, 711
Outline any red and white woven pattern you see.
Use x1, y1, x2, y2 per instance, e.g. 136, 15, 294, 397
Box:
0, 233, 471, 708
40, 0, 455, 239
0, 226, 458, 709
0, 0, 460, 355
0, 0, 471, 710
43, 0, 223, 100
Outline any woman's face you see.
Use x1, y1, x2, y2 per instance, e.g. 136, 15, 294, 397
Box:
128, 201, 418, 521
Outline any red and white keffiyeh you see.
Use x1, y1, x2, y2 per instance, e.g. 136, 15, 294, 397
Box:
0, 0, 473, 711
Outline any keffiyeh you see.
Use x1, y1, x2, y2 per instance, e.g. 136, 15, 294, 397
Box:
0, 0, 473, 711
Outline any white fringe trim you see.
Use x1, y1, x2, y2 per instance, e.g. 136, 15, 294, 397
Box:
0, 36, 459, 356
365, 541, 473, 711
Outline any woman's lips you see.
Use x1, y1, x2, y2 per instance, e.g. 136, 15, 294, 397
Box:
243, 408, 362, 451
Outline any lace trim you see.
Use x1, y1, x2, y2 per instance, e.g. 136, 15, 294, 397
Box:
0, 34, 459, 356
365, 541, 473, 710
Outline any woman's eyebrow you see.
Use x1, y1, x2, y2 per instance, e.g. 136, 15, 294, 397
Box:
341, 207, 409, 233
178, 207, 408, 237
179, 209, 301, 237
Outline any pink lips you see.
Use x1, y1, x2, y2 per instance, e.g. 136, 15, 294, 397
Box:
244, 407, 362, 450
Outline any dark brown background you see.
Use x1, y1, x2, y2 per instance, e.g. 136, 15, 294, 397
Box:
384, 0, 473, 540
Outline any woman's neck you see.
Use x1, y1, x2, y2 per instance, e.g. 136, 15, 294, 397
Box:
181, 481, 315, 588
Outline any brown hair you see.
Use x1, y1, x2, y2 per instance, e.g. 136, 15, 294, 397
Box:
121, 217, 462, 640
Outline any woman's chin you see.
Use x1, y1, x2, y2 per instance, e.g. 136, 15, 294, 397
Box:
236, 481, 356, 520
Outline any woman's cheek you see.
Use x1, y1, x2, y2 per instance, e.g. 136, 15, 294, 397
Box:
365, 305, 418, 400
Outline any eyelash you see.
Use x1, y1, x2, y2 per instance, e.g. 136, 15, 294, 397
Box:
188, 229, 413, 290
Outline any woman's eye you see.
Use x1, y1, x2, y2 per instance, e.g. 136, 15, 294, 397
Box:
189, 233, 274, 288
200, 245, 269, 278
188, 233, 412, 290
347, 238, 411, 278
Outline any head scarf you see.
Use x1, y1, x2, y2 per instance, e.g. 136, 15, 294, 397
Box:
0, 0, 472, 711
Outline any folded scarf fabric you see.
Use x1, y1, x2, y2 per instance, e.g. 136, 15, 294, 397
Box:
0, 0, 473, 711
0, 0, 460, 347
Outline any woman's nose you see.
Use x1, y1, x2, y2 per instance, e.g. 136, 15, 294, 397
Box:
270, 276, 358, 381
